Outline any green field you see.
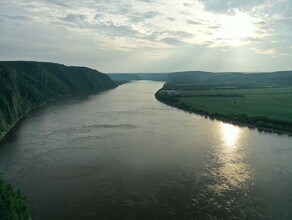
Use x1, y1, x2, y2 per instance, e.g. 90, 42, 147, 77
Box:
156, 85, 292, 134
178, 86, 292, 122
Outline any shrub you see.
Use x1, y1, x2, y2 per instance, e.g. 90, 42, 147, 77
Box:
0, 176, 31, 220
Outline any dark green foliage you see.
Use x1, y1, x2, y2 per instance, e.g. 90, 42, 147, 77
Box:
0, 176, 31, 220
0, 61, 117, 140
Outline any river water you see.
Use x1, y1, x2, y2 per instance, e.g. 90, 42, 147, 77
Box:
0, 81, 291, 220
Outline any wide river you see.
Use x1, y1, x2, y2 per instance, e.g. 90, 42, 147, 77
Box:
0, 81, 292, 220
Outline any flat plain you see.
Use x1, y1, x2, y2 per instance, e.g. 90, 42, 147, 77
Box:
156, 85, 292, 133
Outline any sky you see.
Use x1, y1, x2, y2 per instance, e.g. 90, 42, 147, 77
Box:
1, 0, 292, 73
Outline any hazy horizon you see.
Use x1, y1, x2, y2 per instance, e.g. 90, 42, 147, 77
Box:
1, 0, 292, 73
2, 60, 292, 74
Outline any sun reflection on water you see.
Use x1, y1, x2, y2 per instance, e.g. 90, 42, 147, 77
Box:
204, 122, 251, 195
221, 123, 240, 149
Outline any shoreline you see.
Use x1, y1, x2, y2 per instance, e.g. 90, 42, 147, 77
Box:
0, 88, 117, 144
0, 61, 118, 144
155, 92, 292, 136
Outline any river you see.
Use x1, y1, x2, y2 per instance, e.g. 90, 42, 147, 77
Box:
0, 81, 291, 220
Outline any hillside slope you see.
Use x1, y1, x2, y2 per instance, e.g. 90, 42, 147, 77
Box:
0, 61, 117, 141
166, 71, 292, 85
108, 73, 168, 83
108, 73, 142, 84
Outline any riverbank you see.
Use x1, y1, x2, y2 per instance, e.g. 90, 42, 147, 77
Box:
0, 61, 117, 143
0, 61, 117, 219
1, 80, 292, 219
0, 176, 31, 219
0, 90, 116, 143
155, 87, 292, 136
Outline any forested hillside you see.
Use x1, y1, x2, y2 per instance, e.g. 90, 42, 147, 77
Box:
0, 61, 117, 141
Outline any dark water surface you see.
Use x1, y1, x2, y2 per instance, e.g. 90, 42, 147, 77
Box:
0, 81, 292, 219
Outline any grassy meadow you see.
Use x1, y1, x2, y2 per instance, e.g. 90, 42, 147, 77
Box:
156, 85, 292, 134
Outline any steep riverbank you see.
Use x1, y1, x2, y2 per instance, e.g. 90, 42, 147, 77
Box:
0, 61, 117, 142
0, 61, 117, 219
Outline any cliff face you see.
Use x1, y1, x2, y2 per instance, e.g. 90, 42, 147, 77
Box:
0, 61, 117, 140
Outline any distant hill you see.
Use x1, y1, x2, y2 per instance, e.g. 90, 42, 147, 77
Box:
136, 73, 168, 81
0, 61, 117, 140
165, 71, 217, 84
108, 73, 142, 82
108, 73, 168, 83
165, 71, 292, 85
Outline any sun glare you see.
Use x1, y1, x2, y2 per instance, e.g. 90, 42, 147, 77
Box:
221, 123, 240, 148
214, 10, 254, 46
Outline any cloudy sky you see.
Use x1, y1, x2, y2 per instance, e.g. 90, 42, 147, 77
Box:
1, 0, 292, 73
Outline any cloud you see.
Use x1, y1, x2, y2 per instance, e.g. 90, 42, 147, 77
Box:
161, 38, 183, 45
186, 20, 204, 25
128, 11, 161, 22
1, 0, 292, 72
0, 0, 270, 49
62, 14, 86, 23
251, 48, 275, 55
